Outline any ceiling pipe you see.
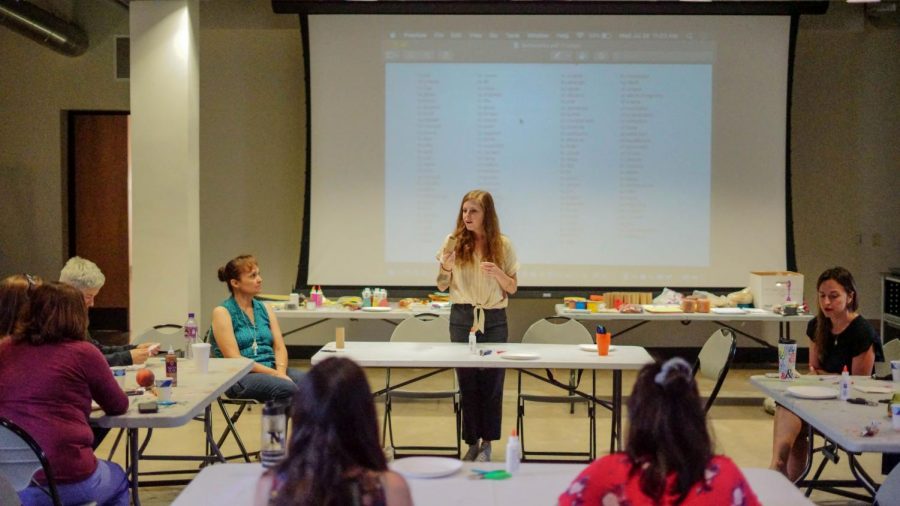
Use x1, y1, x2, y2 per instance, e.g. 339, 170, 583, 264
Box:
0, 0, 88, 57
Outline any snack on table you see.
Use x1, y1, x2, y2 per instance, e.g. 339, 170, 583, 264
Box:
398, 298, 429, 308
429, 292, 450, 302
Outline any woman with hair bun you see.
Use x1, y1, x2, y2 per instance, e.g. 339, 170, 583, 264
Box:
559, 358, 760, 505
210, 255, 303, 403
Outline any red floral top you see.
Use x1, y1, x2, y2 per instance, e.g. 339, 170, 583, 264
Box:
559, 454, 761, 506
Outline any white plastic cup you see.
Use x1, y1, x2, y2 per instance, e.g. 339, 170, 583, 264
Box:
157, 385, 173, 403
892, 404, 900, 431
112, 367, 127, 389
192, 342, 211, 373
891, 360, 900, 382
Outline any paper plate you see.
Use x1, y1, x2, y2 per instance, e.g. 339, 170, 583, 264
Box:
500, 352, 540, 361
390, 457, 463, 479
578, 344, 617, 353
361, 306, 392, 312
786, 386, 838, 400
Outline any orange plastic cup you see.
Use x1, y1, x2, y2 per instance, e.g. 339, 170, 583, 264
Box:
597, 332, 611, 356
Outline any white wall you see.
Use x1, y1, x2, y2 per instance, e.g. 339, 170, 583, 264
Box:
129, 0, 201, 332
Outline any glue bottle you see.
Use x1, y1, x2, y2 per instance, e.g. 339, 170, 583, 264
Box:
840, 365, 850, 401
505, 429, 520, 473
468, 329, 477, 354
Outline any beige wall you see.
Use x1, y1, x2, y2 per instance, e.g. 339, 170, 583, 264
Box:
0, 1, 129, 279
0, 2, 896, 345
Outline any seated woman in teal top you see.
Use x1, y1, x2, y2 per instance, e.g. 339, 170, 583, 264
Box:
210, 255, 304, 403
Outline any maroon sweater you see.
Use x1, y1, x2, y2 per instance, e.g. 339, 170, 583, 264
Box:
0, 339, 128, 483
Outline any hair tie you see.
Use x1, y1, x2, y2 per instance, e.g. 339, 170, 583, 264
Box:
654, 357, 692, 386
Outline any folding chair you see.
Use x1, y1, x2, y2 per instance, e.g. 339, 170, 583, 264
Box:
0, 417, 62, 506
692, 328, 737, 413
382, 313, 460, 458
204, 326, 261, 462
517, 317, 595, 462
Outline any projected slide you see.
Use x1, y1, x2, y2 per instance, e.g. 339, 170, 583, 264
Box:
385, 62, 711, 266
307, 15, 790, 288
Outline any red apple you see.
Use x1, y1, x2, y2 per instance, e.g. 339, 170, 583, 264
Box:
136, 368, 155, 388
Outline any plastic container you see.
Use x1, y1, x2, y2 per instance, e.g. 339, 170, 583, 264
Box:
183, 312, 197, 359
362, 288, 372, 307
468, 330, 477, 354
505, 429, 520, 473
165, 345, 178, 386
839, 366, 850, 401
260, 401, 287, 468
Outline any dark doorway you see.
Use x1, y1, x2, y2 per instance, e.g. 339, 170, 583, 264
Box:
67, 111, 130, 332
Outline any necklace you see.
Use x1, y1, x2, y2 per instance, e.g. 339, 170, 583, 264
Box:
238, 302, 259, 356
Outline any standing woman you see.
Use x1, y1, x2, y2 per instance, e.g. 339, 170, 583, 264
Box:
211, 255, 304, 403
437, 190, 519, 462
770, 267, 877, 479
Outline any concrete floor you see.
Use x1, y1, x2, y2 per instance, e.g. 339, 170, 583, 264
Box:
103, 362, 881, 505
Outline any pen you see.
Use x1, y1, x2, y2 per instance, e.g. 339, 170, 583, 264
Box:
320, 349, 336, 353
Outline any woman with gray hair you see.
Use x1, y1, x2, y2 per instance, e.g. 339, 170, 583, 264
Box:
60, 256, 158, 367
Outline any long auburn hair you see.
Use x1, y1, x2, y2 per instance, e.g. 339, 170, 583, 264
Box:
626, 358, 712, 505
814, 267, 859, 364
452, 189, 505, 268
17, 282, 88, 346
0, 274, 42, 338
271, 357, 387, 506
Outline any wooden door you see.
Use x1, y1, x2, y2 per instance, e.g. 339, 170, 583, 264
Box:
69, 112, 130, 331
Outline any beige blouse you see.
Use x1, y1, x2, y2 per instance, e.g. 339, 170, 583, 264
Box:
436, 234, 519, 330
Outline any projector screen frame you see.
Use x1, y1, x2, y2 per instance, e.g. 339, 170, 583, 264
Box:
286, 2, 819, 297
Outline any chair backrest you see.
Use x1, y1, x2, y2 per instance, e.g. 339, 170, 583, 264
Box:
390, 313, 451, 342
521, 317, 593, 345
875, 458, 900, 505
0, 473, 21, 506
874, 338, 900, 378
0, 417, 58, 503
132, 323, 184, 351
693, 328, 737, 413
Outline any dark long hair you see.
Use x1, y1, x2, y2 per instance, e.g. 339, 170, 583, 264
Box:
0, 274, 42, 337
452, 189, 506, 268
625, 358, 712, 505
271, 357, 386, 506
17, 282, 88, 346
814, 266, 859, 364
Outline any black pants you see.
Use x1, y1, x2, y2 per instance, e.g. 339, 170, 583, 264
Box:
449, 304, 507, 444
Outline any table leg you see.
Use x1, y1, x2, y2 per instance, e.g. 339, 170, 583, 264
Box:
848, 454, 878, 497
129, 428, 141, 506
204, 405, 226, 463
611, 370, 622, 452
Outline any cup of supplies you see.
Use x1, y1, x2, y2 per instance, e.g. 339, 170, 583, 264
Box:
596, 326, 611, 357
778, 339, 797, 380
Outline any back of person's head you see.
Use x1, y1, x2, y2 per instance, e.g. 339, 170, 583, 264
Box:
626, 357, 712, 504
20, 282, 89, 346
0, 274, 43, 337
59, 256, 106, 291
217, 255, 257, 295
273, 357, 386, 506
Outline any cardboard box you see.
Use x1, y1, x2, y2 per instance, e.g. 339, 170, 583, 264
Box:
749, 271, 804, 310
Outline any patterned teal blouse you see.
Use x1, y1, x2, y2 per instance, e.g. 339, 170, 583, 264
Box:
210, 297, 275, 368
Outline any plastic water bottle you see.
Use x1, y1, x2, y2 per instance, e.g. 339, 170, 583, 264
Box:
260, 401, 286, 468
362, 288, 372, 307
840, 366, 850, 401
468, 330, 477, 354
183, 312, 197, 359
505, 429, 520, 474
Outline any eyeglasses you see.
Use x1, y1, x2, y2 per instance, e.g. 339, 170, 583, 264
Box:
23, 274, 36, 289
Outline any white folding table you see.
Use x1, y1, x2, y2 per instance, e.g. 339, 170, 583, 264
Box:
750, 375, 900, 500
274, 304, 450, 338
556, 304, 813, 349
91, 357, 253, 506
311, 341, 654, 454
173, 461, 814, 506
